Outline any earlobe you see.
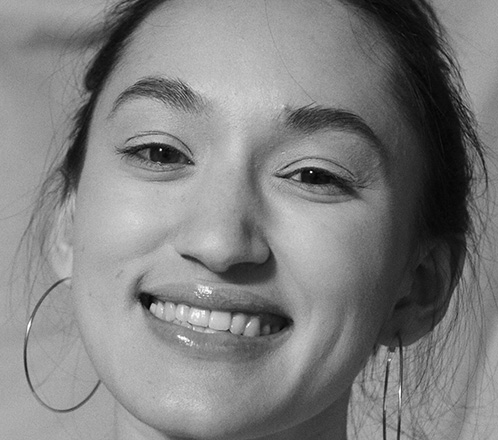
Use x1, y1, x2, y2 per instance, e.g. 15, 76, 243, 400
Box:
378, 238, 464, 347
49, 196, 75, 280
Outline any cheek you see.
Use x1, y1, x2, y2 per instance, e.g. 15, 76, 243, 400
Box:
275, 201, 402, 298
272, 200, 407, 348
72, 173, 174, 271
69, 169, 164, 333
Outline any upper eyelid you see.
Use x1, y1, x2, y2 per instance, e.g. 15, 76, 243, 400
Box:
278, 157, 356, 179
123, 131, 193, 155
126, 131, 183, 144
285, 167, 352, 179
283, 168, 362, 191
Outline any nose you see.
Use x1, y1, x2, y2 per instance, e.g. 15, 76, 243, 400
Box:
173, 166, 271, 273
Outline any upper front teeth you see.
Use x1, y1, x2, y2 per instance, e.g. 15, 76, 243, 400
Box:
148, 300, 282, 337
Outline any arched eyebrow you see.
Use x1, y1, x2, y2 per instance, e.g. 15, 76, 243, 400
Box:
109, 76, 209, 117
284, 105, 389, 161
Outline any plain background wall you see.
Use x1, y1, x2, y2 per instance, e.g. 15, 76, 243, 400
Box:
0, 1, 496, 439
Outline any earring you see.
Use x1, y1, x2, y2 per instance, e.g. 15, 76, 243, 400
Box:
23, 278, 101, 413
382, 333, 403, 440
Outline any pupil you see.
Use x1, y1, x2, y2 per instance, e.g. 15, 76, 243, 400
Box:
149, 146, 179, 164
301, 169, 330, 185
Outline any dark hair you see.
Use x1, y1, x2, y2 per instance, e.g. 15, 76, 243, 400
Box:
28, 0, 488, 438
342, 0, 486, 268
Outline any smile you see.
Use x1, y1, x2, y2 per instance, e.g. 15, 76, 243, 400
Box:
146, 297, 287, 337
137, 285, 293, 359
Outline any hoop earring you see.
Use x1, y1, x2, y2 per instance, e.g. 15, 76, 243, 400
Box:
23, 278, 101, 413
382, 333, 403, 440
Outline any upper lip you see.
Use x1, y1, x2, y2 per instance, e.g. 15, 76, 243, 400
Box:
137, 282, 292, 321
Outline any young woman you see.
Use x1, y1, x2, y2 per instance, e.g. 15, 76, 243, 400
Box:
23, 0, 488, 438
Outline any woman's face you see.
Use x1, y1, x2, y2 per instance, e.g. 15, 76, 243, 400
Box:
66, 0, 423, 438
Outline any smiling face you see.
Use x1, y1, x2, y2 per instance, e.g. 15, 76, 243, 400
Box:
60, 0, 425, 438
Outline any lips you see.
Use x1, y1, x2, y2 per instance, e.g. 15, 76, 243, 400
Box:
138, 283, 292, 339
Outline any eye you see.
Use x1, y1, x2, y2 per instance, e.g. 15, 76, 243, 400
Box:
117, 142, 193, 171
136, 143, 192, 165
283, 167, 356, 196
291, 168, 337, 185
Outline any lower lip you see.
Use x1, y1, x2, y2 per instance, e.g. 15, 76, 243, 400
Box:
141, 306, 292, 362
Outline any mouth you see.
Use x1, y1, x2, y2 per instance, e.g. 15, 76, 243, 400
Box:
139, 293, 290, 338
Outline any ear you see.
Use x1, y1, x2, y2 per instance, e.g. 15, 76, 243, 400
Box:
49, 195, 75, 280
377, 238, 465, 347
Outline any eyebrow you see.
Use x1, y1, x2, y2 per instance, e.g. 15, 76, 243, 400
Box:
109, 76, 388, 161
284, 105, 389, 160
109, 76, 208, 116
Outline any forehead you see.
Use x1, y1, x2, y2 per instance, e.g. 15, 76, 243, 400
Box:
110, 0, 393, 102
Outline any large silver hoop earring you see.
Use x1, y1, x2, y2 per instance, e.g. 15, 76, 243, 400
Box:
382, 333, 403, 440
23, 278, 101, 413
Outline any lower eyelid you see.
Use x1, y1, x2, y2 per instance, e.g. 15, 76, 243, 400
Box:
276, 176, 353, 197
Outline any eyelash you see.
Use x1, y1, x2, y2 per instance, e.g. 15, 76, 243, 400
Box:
116, 143, 193, 171
282, 167, 357, 196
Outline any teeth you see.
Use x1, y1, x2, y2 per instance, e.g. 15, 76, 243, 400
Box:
230, 313, 248, 335
155, 302, 165, 320
243, 316, 261, 337
209, 310, 231, 331
147, 300, 285, 337
188, 307, 210, 327
150, 302, 157, 315
179, 320, 192, 330
176, 304, 190, 322
164, 301, 176, 322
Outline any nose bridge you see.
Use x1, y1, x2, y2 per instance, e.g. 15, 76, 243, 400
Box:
196, 163, 252, 232
174, 157, 269, 272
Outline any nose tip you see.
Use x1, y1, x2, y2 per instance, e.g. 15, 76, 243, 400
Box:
175, 218, 271, 273
173, 181, 271, 273
179, 226, 270, 273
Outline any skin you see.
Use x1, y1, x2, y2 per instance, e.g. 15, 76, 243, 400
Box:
53, 0, 447, 439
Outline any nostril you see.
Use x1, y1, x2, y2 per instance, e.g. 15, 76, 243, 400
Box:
176, 239, 271, 274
